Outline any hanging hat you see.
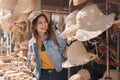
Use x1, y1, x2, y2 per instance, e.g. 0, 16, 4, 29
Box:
11, 7, 28, 23
62, 41, 96, 68
69, 74, 84, 80
0, 15, 13, 34
65, 10, 79, 27
69, 69, 91, 80
77, 69, 91, 80
15, 13, 29, 23
0, 0, 18, 10
16, 0, 37, 13
60, 24, 79, 39
74, 4, 115, 41
60, 10, 79, 39
100, 69, 120, 80
15, 22, 27, 28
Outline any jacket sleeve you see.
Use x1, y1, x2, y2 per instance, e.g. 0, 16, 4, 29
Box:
54, 30, 67, 60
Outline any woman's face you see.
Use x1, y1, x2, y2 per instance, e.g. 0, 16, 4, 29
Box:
36, 16, 48, 34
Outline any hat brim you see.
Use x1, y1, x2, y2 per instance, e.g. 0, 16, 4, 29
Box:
62, 53, 97, 68
75, 13, 115, 41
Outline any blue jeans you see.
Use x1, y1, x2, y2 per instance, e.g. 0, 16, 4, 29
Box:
39, 69, 67, 80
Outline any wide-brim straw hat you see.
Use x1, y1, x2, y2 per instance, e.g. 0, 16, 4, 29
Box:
28, 11, 41, 23
60, 10, 79, 39
69, 69, 91, 80
99, 69, 120, 80
0, 0, 18, 10
16, 0, 37, 13
62, 40, 97, 68
60, 24, 79, 39
65, 10, 79, 27
28, 11, 50, 23
74, 4, 115, 41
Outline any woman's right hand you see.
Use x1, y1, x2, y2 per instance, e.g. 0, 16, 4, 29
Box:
31, 53, 36, 65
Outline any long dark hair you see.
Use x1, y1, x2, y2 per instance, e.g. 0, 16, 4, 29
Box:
31, 13, 58, 45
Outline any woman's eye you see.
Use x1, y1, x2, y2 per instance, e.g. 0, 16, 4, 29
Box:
37, 21, 42, 24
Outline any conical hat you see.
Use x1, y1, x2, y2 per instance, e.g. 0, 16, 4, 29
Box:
62, 41, 96, 68
0, 0, 18, 10
100, 69, 120, 80
74, 4, 115, 41
16, 0, 37, 13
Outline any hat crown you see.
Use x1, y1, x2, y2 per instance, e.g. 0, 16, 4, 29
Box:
28, 11, 41, 22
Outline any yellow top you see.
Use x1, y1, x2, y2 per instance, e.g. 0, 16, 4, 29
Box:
37, 37, 54, 69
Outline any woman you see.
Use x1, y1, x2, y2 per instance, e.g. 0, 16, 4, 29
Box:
27, 13, 67, 80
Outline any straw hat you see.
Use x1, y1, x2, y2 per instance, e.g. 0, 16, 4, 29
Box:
0, 15, 13, 34
16, 0, 37, 13
28, 11, 50, 23
74, 4, 115, 41
100, 69, 120, 80
69, 69, 91, 80
15, 13, 29, 23
69, 74, 84, 80
62, 40, 96, 68
65, 10, 79, 27
0, 0, 18, 10
28, 11, 41, 22
60, 10, 79, 39
60, 24, 79, 39
11, 7, 28, 23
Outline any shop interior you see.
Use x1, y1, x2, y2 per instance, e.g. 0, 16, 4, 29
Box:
0, 0, 120, 80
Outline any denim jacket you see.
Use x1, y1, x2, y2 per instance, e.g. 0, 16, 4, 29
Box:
27, 30, 66, 80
